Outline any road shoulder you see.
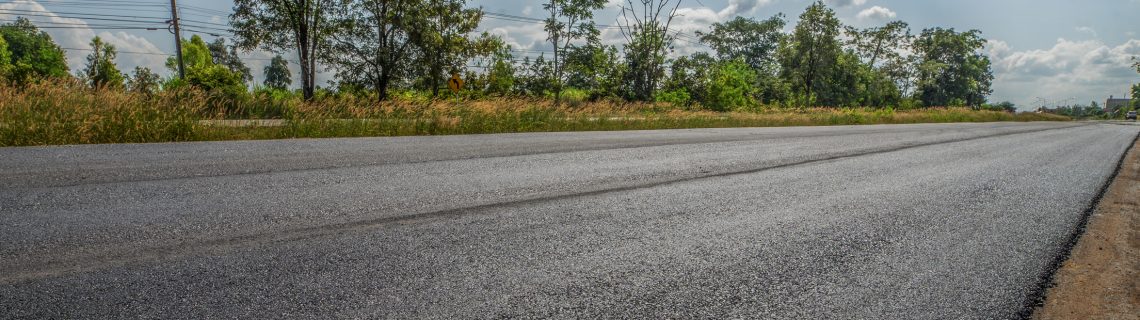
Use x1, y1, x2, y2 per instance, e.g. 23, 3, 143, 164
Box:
1034, 134, 1140, 319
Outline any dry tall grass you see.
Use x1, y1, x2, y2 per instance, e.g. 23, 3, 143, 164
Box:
0, 81, 1069, 147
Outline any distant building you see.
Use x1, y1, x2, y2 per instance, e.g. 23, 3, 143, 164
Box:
1106, 95, 1131, 112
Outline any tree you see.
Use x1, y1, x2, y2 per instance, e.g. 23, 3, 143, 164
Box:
697, 15, 785, 72
778, 1, 843, 106
845, 21, 909, 68
0, 17, 69, 83
207, 38, 253, 84
408, 0, 486, 97
127, 66, 161, 95
564, 39, 623, 98
987, 101, 1016, 113
617, 0, 682, 101
543, 0, 607, 103
912, 27, 993, 107
232, 0, 340, 100
263, 55, 292, 90
81, 36, 125, 88
662, 52, 715, 105
845, 21, 914, 100
480, 40, 515, 96
0, 35, 11, 78
705, 59, 758, 111
166, 35, 246, 94
517, 55, 554, 96
1133, 57, 1139, 109
326, 0, 419, 100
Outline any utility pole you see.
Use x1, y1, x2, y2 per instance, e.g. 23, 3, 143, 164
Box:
169, 0, 185, 79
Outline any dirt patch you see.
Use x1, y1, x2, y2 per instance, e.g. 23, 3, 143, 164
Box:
1034, 137, 1140, 320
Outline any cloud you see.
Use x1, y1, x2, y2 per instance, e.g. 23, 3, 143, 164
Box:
987, 38, 1140, 107
826, 0, 868, 8
717, 0, 774, 18
856, 6, 897, 21
1075, 26, 1097, 38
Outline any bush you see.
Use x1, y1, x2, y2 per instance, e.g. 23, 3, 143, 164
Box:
655, 89, 691, 108
704, 59, 757, 111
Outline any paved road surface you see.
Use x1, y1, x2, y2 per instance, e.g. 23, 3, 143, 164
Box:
1, 122, 1137, 319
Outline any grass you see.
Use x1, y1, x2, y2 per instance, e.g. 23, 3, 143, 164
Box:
0, 80, 1071, 147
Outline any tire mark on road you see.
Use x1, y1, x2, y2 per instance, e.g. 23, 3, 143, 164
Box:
0, 123, 1073, 189
0, 123, 1096, 284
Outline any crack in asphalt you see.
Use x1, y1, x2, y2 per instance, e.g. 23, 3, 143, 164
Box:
0, 123, 1092, 285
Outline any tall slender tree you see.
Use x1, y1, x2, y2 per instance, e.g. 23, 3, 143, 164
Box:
777, 1, 843, 106
845, 21, 909, 68
82, 36, 125, 88
408, 0, 485, 97
617, 0, 683, 101
232, 0, 340, 100
263, 55, 292, 90
543, 0, 606, 103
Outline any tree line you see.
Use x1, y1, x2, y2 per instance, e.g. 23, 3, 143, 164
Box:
0, 0, 999, 110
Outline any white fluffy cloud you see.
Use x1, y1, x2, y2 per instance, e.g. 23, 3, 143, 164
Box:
718, 0, 774, 18
856, 6, 897, 21
826, 0, 868, 7
988, 38, 1140, 107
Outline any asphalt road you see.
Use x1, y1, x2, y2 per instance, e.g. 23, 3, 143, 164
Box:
1, 122, 1137, 319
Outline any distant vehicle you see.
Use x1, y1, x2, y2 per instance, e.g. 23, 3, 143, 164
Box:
1127, 111, 1137, 121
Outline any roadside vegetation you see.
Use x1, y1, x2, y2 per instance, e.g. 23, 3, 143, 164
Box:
0, 0, 1081, 147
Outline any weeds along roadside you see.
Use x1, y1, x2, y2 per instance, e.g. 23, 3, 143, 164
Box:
0, 81, 1071, 147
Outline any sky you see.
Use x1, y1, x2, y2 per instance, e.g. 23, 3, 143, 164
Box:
1, 0, 1138, 110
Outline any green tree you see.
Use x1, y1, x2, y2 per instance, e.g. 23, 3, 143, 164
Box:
517, 55, 554, 96
327, 0, 419, 100
482, 42, 515, 96
825, 50, 899, 107
408, 0, 486, 97
543, 0, 607, 103
662, 52, 716, 105
81, 36, 126, 88
0, 17, 69, 83
912, 28, 993, 107
985, 101, 1016, 113
127, 66, 161, 95
705, 59, 758, 111
207, 38, 253, 84
845, 21, 909, 68
263, 55, 292, 90
697, 15, 785, 72
617, 0, 682, 101
0, 35, 11, 78
777, 1, 843, 106
166, 35, 246, 94
232, 0, 340, 100
845, 21, 913, 100
1133, 57, 1139, 109
564, 40, 623, 98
